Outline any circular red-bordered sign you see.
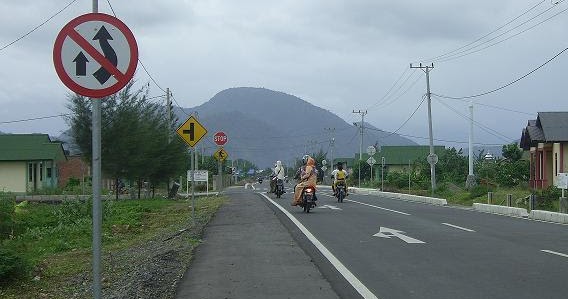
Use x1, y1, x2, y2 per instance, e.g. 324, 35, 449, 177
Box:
213, 131, 228, 146
53, 13, 138, 98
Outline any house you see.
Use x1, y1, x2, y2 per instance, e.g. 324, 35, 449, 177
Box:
334, 145, 445, 180
520, 112, 568, 189
0, 134, 67, 193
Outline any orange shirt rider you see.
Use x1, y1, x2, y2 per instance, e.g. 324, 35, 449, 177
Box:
293, 157, 317, 205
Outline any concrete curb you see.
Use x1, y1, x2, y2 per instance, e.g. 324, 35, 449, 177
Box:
473, 203, 529, 218
339, 186, 448, 206
530, 210, 568, 224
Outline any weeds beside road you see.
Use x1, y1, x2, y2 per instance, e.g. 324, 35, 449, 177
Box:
0, 195, 225, 299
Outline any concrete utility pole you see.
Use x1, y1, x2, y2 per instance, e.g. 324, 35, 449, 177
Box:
465, 100, 476, 188
166, 88, 171, 142
325, 128, 335, 168
353, 110, 367, 188
410, 63, 436, 193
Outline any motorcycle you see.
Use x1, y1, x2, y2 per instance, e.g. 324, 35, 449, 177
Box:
300, 186, 317, 213
275, 178, 284, 198
335, 181, 346, 203
258, 177, 263, 184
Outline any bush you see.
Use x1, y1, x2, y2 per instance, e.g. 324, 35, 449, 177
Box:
537, 186, 561, 210
469, 185, 493, 199
0, 197, 15, 240
0, 248, 29, 283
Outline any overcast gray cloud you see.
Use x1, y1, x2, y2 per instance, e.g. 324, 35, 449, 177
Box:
1, 0, 567, 149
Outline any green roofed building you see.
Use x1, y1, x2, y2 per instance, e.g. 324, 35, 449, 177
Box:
336, 145, 445, 180
0, 134, 66, 193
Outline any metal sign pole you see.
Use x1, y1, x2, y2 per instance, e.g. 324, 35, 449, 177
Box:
90, 2, 103, 299
191, 148, 196, 225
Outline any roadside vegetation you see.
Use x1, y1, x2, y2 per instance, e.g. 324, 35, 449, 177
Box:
0, 192, 225, 298
299, 144, 562, 212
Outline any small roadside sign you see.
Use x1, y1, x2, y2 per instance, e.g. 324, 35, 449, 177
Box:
176, 116, 207, 147
214, 147, 228, 161
367, 157, 376, 166
556, 173, 568, 189
321, 165, 328, 172
213, 131, 228, 146
367, 145, 376, 156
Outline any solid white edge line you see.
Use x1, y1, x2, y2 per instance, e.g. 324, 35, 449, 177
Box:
344, 199, 411, 216
260, 193, 379, 299
541, 249, 568, 258
441, 223, 475, 232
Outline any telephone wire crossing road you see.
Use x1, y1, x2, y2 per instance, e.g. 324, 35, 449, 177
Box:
53, 13, 138, 98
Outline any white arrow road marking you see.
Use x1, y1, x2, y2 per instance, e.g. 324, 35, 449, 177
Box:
541, 249, 568, 258
442, 223, 475, 232
317, 204, 342, 210
373, 227, 425, 244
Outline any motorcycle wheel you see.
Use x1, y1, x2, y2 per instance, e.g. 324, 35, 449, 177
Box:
276, 191, 281, 198
338, 190, 344, 203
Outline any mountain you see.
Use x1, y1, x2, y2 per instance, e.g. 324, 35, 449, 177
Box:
176, 87, 417, 168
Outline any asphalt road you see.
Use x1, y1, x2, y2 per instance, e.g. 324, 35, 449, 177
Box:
253, 180, 568, 299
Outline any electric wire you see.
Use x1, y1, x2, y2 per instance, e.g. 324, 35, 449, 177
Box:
0, 114, 70, 124
437, 4, 568, 63
374, 71, 424, 109
435, 97, 514, 143
0, 0, 79, 52
366, 67, 411, 110
432, 46, 568, 100
423, 0, 547, 63
433, 96, 533, 116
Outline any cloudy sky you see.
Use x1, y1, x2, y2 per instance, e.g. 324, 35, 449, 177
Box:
1, 0, 567, 149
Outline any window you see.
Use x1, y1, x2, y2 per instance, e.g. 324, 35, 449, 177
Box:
39, 162, 43, 181
555, 153, 559, 176
47, 167, 52, 178
28, 163, 33, 182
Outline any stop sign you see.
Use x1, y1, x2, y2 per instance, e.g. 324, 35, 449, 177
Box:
213, 131, 228, 146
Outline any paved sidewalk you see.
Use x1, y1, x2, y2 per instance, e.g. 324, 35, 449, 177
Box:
175, 189, 339, 299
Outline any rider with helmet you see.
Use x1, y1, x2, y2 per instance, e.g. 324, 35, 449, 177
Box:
292, 155, 317, 206
331, 163, 348, 196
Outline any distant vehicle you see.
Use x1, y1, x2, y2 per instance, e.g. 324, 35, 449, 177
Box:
275, 179, 284, 198
257, 177, 263, 184
300, 186, 317, 213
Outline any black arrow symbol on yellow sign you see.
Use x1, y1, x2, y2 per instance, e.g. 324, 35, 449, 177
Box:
183, 123, 195, 141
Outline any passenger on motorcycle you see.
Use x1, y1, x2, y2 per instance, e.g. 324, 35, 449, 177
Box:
271, 160, 286, 193
331, 163, 348, 196
292, 155, 317, 206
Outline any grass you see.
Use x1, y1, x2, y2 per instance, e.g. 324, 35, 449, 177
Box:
0, 196, 225, 298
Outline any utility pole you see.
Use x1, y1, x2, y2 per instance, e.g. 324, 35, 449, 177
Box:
466, 100, 476, 188
166, 88, 171, 142
325, 128, 335, 168
353, 110, 367, 188
410, 63, 436, 194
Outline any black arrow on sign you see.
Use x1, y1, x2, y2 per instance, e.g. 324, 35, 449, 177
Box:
92, 26, 117, 85
73, 52, 88, 76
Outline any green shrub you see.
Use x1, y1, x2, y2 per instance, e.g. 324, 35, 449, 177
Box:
0, 248, 29, 283
469, 185, 492, 199
0, 197, 15, 240
537, 186, 561, 210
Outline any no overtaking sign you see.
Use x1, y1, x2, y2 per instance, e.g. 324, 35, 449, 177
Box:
53, 13, 138, 98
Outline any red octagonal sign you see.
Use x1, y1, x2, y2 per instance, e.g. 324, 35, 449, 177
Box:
53, 13, 138, 98
214, 131, 228, 146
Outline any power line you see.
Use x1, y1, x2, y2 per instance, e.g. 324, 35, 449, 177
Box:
366, 67, 411, 110
424, 0, 547, 62
435, 98, 514, 143
0, 0, 79, 52
0, 114, 70, 124
369, 94, 427, 141
433, 95, 533, 116
437, 4, 568, 63
432, 46, 568, 100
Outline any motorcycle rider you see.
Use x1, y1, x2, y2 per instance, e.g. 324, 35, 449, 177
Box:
272, 160, 286, 194
331, 163, 348, 196
293, 155, 317, 206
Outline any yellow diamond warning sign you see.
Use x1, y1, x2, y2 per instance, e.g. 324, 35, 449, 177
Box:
214, 147, 228, 161
176, 115, 207, 147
